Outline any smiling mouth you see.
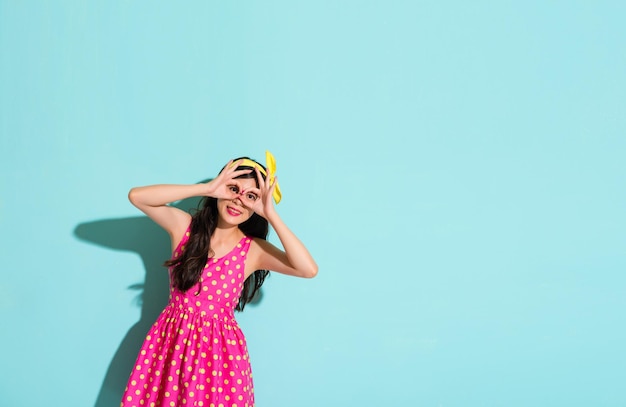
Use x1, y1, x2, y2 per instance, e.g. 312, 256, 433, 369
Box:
227, 206, 242, 216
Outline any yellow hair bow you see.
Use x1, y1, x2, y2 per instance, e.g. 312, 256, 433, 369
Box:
236, 151, 282, 204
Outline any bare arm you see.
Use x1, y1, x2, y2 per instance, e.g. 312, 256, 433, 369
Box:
128, 184, 201, 248
245, 168, 318, 278
128, 160, 252, 249
251, 211, 318, 278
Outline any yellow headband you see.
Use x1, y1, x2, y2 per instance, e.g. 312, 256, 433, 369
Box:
235, 151, 282, 204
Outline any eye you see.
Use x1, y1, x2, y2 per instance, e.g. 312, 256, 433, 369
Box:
246, 193, 258, 201
228, 185, 239, 193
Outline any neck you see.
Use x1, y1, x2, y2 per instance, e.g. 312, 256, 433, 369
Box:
212, 224, 243, 243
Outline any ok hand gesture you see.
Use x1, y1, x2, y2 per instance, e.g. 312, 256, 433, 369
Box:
244, 167, 278, 220
204, 159, 252, 200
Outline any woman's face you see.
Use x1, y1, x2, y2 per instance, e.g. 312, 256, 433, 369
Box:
216, 177, 260, 226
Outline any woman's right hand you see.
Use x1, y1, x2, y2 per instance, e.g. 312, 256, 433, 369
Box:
127, 160, 252, 251
204, 159, 252, 200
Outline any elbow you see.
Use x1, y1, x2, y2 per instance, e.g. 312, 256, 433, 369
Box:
128, 187, 140, 206
303, 264, 318, 279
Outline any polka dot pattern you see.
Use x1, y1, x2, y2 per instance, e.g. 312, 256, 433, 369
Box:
121, 229, 255, 407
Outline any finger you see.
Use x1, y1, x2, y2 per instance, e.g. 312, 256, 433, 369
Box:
254, 167, 267, 189
228, 168, 253, 178
226, 160, 241, 175
240, 199, 256, 210
225, 159, 245, 174
222, 169, 252, 183
269, 176, 277, 193
264, 169, 271, 189
217, 160, 235, 175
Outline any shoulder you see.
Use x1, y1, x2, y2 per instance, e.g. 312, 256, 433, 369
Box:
246, 237, 291, 273
247, 237, 279, 256
245, 237, 273, 267
246, 237, 263, 260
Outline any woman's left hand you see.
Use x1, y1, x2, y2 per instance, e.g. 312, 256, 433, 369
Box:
245, 167, 278, 220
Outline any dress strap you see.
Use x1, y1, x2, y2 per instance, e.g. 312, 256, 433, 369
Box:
171, 222, 192, 259
240, 236, 254, 252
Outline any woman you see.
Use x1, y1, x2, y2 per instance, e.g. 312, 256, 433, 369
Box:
120, 154, 317, 407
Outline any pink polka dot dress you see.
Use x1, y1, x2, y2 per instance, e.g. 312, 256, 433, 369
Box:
121, 228, 255, 407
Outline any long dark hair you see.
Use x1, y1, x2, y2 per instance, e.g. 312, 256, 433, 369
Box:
164, 157, 270, 311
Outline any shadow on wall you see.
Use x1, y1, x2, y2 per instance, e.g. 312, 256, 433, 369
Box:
75, 215, 170, 407
74, 196, 264, 407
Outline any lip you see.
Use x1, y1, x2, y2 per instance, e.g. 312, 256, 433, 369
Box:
226, 206, 242, 217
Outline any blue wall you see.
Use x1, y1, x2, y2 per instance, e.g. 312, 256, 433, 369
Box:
1, 1, 625, 406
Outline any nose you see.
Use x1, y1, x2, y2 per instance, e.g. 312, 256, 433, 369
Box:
232, 195, 243, 205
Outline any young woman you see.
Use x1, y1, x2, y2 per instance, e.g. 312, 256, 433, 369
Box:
120, 155, 318, 407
